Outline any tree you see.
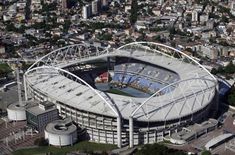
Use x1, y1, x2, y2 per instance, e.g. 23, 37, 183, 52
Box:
0, 63, 12, 78
217, 66, 224, 74
63, 20, 72, 33
34, 137, 48, 146
228, 87, 235, 106
224, 62, 235, 74
227, 27, 233, 36
135, 143, 186, 155
171, 41, 176, 47
221, 15, 229, 23
209, 12, 220, 19
97, 33, 112, 41
5, 22, 17, 32
201, 150, 212, 155
154, 35, 161, 41
211, 68, 217, 75
124, 38, 134, 43
185, 48, 193, 53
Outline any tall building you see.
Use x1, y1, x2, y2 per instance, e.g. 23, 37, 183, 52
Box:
101, 0, 108, 7
26, 102, 59, 132
231, 0, 235, 10
231, 0, 235, 15
82, 4, 92, 19
92, 0, 101, 15
61, 0, 67, 10
192, 10, 198, 22
159, 0, 164, 5
0, 46, 5, 54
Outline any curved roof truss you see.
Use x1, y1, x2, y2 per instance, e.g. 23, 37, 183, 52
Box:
25, 42, 218, 121
25, 66, 120, 117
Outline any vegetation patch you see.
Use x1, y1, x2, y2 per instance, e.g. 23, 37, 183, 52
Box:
228, 87, 235, 106
13, 141, 117, 155
134, 143, 186, 155
0, 63, 12, 77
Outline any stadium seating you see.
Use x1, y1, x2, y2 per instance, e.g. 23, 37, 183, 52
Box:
111, 63, 179, 94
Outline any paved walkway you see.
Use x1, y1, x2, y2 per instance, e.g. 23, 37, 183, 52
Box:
0, 120, 44, 155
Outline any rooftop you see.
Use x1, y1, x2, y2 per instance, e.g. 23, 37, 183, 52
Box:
45, 118, 77, 135
26, 102, 57, 116
171, 119, 218, 142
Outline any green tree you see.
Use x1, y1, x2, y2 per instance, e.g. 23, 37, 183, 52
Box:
5, 22, 17, 32
221, 15, 229, 23
224, 62, 235, 74
34, 137, 48, 146
217, 66, 224, 74
0, 63, 12, 77
202, 150, 211, 155
228, 88, 235, 106
97, 33, 112, 41
211, 68, 217, 75
135, 143, 186, 155
63, 20, 72, 33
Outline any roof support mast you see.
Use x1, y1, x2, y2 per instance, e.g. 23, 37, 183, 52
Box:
16, 68, 23, 106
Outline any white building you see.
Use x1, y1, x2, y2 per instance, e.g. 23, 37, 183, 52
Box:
82, 4, 92, 19
199, 45, 218, 59
231, 0, 235, 16
192, 10, 198, 22
158, 0, 164, 5
0, 46, 5, 54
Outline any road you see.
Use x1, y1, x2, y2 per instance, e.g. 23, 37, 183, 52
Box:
0, 85, 19, 110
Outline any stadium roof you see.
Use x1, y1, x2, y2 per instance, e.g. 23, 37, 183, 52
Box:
25, 42, 217, 122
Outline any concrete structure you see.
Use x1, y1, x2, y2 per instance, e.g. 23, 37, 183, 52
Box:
92, 0, 100, 15
225, 138, 235, 153
7, 103, 27, 121
45, 118, 77, 146
24, 42, 218, 148
205, 133, 234, 150
199, 45, 218, 59
170, 119, 218, 144
26, 102, 59, 132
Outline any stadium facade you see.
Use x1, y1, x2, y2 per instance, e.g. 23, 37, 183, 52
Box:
23, 42, 218, 148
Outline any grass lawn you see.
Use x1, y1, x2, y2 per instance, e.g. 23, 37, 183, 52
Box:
105, 88, 134, 97
13, 141, 117, 155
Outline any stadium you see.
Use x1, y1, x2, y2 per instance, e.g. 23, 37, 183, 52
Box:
23, 42, 218, 148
